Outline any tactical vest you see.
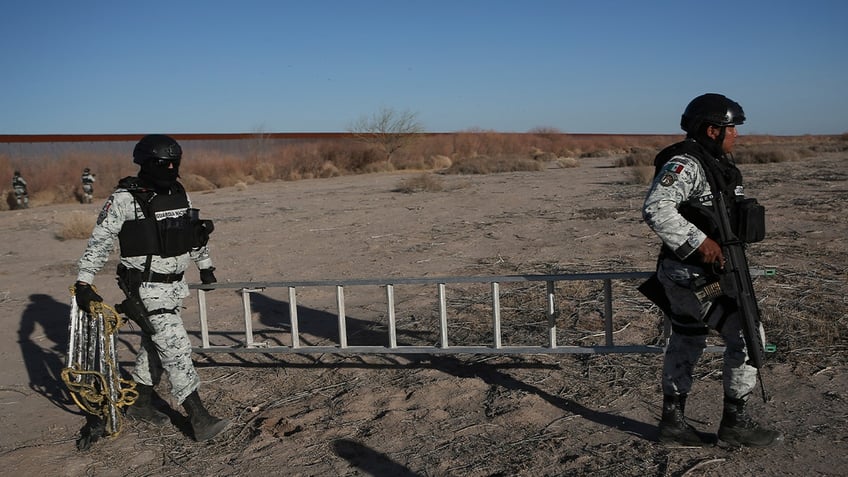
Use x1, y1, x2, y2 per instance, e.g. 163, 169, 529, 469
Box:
117, 177, 197, 258
654, 139, 764, 248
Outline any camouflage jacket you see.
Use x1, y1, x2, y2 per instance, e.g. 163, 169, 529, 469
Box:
642, 152, 714, 261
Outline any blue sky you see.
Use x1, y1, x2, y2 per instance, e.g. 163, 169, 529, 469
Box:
2, 1, 846, 135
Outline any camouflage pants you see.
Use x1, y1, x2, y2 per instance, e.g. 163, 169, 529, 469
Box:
657, 256, 761, 400
131, 281, 199, 404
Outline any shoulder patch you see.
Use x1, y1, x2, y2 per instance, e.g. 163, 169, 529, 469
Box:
659, 173, 676, 187
96, 198, 113, 225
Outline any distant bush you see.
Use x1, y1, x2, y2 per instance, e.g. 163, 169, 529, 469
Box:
735, 146, 799, 164
629, 166, 656, 185
444, 154, 546, 175
3, 132, 844, 210
554, 157, 580, 168
56, 210, 94, 240
394, 173, 444, 193
615, 148, 657, 167
181, 173, 217, 192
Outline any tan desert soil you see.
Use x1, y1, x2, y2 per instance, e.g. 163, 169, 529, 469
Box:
1, 153, 846, 476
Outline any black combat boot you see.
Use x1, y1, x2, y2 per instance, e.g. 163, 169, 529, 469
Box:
182, 390, 229, 441
125, 383, 170, 425
717, 396, 784, 447
658, 394, 713, 446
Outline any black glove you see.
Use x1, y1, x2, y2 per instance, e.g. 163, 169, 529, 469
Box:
199, 267, 217, 291
74, 281, 103, 312
192, 219, 215, 247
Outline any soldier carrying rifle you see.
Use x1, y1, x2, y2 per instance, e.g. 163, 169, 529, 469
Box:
641, 93, 783, 447
71, 134, 226, 449
81, 167, 96, 203
12, 170, 28, 209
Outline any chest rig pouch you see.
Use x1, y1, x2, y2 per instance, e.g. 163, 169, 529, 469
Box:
117, 180, 194, 258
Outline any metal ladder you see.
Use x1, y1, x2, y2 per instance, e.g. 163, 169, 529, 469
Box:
187, 271, 699, 355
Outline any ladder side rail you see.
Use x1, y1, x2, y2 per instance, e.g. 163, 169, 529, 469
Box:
198, 289, 210, 348
387, 284, 397, 349
546, 280, 557, 349
289, 286, 300, 348
438, 283, 448, 348
337, 285, 348, 348
492, 282, 502, 349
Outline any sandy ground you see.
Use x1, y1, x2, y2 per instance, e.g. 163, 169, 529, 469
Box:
1, 153, 846, 476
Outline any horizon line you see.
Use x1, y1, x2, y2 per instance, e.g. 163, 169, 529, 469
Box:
1, 131, 828, 144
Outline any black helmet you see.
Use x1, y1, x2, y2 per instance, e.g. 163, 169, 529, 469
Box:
133, 134, 182, 166
84, 167, 90, 173
680, 93, 745, 133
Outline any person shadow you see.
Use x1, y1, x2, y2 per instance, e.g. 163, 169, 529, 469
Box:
333, 439, 423, 477
18, 294, 79, 414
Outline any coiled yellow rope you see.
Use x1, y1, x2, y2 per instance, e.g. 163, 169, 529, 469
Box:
62, 292, 139, 437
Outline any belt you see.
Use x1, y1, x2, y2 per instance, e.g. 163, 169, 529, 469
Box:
146, 271, 184, 283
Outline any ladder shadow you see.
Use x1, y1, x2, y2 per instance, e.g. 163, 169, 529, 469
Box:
196, 293, 658, 442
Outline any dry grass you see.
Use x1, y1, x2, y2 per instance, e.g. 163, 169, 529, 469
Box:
394, 173, 445, 193
444, 154, 546, 175
56, 210, 94, 240
3, 133, 845, 209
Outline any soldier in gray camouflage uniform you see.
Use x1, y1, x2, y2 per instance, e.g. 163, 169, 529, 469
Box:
642, 94, 782, 447
72, 134, 227, 449
81, 167, 96, 203
12, 170, 28, 209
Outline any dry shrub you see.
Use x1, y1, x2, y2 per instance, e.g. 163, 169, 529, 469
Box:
554, 157, 579, 168
56, 210, 94, 240
615, 148, 657, 167
532, 150, 558, 162
391, 153, 436, 170
318, 162, 341, 178
629, 166, 655, 185
444, 154, 545, 175
394, 173, 444, 193
181, 173, 217, 192
431, 155, 453, 170
32, 185, 77, 207
252, 162, 276, 182
736, 146, 799, 164
361, 161, 393, 174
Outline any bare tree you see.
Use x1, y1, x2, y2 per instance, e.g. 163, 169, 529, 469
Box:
347, 107, 425, 164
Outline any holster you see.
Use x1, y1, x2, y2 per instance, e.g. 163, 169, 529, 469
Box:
638, 273, 673, 316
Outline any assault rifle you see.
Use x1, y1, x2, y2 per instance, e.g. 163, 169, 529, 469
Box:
699, 155, 770, 401
711, 191, 766, 370
115, 271, 157, 336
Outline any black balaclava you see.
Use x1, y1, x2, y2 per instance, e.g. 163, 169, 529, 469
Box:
689, 124, 726, 160
139, 161, 180, 191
